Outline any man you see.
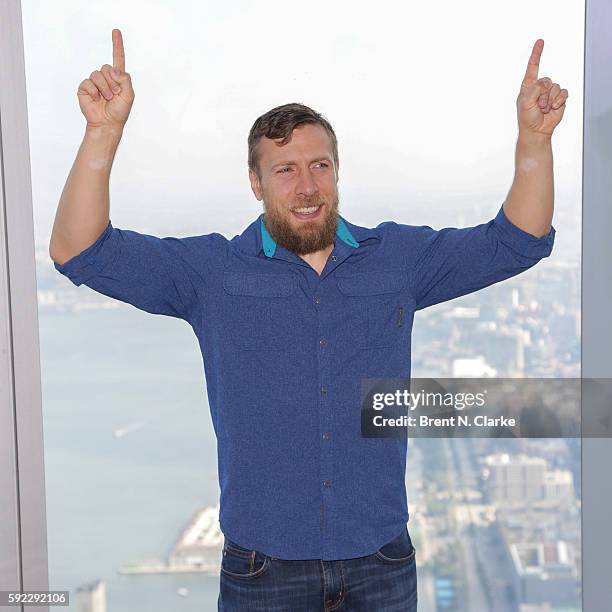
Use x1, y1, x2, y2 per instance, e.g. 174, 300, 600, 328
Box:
50, 29, 565, 611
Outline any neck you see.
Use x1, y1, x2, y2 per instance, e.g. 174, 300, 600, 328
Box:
298, 243, 335, 276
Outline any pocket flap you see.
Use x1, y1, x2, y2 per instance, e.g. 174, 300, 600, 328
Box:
223, 272, 296, 297
336, 269, 407, 296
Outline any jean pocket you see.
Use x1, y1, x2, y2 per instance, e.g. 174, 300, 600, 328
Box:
374, 526, 416, 564
221, 537, 271, 580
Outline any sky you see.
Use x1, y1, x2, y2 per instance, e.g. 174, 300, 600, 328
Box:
22, 0, 584, 262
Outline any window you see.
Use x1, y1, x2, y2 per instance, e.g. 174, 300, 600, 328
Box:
3, 0, 602, 609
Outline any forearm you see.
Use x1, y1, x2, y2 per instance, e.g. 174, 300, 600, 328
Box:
49, 124, 123, 263
502, 133, 554, 238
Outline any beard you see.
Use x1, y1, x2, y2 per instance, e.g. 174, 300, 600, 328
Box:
263, 192, 340, 256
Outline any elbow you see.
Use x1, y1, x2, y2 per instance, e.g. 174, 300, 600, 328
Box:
530, 223, 553, 239
49, 242, 72, 266
49, 243, 60, 264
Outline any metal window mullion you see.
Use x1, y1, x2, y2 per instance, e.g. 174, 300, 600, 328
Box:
0, 2, 49, 612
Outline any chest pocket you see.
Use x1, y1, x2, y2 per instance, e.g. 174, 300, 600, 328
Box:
336, 269, 410, 349
222, 272, 297, 351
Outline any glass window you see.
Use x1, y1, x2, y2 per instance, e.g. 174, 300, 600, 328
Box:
25, 1, 583, 609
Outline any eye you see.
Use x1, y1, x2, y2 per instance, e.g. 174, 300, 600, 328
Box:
277, 167, 292, 174
316, 162, 329, 169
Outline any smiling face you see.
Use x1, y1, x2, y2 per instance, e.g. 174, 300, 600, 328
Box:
248, 123, 340, 256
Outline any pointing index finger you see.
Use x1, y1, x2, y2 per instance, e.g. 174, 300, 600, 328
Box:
112, 28, 125, 73
522, 38, 543, 85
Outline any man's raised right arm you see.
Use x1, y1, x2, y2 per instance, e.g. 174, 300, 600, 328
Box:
49, 28, 132, 266
49, 29, 218, 326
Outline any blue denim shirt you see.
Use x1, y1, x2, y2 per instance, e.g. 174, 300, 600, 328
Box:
53, 204, 555, 560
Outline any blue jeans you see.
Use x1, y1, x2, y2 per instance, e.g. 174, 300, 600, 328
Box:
218, 525, 418, 611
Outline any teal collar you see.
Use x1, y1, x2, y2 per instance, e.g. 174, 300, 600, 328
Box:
260, 214, 360, 258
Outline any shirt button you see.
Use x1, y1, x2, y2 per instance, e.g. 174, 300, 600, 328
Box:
323, 480, 331, 487
323, 432, 330, 440
321, 386, 328, 395
331, 255, 337, 261
319, 338, 326, 347
314, 296, 321, 304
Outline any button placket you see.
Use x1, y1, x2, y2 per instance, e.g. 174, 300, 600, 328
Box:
315, 281, 334, 558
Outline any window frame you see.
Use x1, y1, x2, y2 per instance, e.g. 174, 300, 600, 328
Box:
0, 0, 50, 608
1, 1, 609, 610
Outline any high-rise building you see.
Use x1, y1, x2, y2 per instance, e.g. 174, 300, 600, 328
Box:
75, 579, 106, 612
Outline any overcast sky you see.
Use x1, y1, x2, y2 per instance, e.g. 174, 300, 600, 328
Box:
23, 0, 584, 262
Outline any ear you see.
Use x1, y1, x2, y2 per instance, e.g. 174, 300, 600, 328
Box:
249, 168, 263, 201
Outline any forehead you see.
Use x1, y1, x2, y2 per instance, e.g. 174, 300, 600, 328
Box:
258, 123, 333, 168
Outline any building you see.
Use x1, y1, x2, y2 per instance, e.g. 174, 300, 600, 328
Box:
482, 453, 576, 506
75, 579, 106, 612
483, 453, 548, 503
509, 541, 580, 608
542, 469, 575, 503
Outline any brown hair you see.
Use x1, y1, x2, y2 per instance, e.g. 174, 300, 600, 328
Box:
248, 102, 338, 179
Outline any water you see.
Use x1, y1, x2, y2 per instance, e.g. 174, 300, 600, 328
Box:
39, 305, 222, 610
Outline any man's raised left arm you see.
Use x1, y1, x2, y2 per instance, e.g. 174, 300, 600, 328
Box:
503, 38, 568, 238
396, 39, 568, 311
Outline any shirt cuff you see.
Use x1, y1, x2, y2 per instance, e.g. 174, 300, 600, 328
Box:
493, 204, 556, 259
53, 220, 117, 286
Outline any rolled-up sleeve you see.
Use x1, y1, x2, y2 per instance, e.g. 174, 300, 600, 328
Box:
53, 220, 212, 324
53, 220, 118, 287
406, 203, 555, 311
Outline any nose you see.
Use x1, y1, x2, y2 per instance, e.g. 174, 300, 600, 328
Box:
295, 168, 318, 197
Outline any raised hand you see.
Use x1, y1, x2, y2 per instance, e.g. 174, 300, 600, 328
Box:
516, 39, 568, 138
77, 29, 135, 129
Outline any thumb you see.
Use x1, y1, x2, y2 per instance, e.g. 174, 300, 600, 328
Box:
523, 77, 552, 105
112, 67, 134, 94
111, 66, 130, 83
